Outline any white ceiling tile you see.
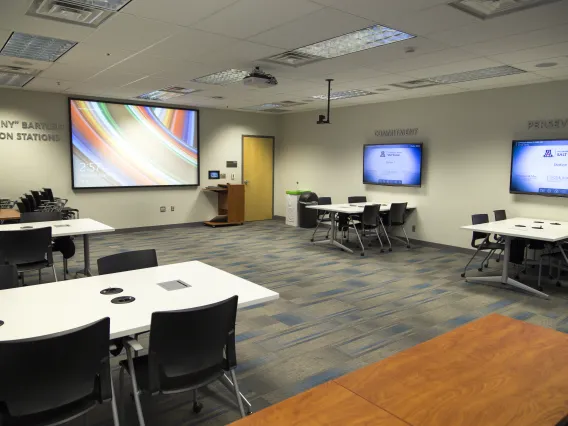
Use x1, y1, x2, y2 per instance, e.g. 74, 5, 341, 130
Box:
533, 66, 568, 79
382, 4, 479, 37
379, 48, 480, 74
0, 0, 95, 42
337, 73, 412, 90
309, 0, 451, 22
247, 8, 373, 50
141, 28, 237, 61
120, 76, 188, 92
38, 63, 107, 82
0, 28, 11, 46
111, 56, 219, 81
23, 77, 74, 92
84, 13, 183, 51
490, 41, 568, 65
452, 72, 550, 90
197, 41, 285, 68
401, 58, 506, 79
122, 0, 239, 27
192, 0, 324, 39
514, 56, 568, 72
462, 24, 568, 56
57, 43, 137, 69
86, 69, 147, 87
64, 82, 110, 96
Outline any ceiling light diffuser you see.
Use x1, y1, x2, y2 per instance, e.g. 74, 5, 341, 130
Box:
136, 90, 184, 101
0, 32, 76, 62
312, 89, 376, 100
241, 103, 284, 111
264, 24, 414, 67
0, 71, 35, 87
192, 69, 249, 85
427, 65, 526, 84
450, 0, 560, 19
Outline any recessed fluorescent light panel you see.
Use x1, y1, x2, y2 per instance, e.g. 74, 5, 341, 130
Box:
312, 89, 376, 100
136, 86, 199, 101
27, 0, 132, 27
450, 0, 560, 19
0, 32, 76, 62
428, 65, 526, 84
241, 103, 284, 111
192, 69, 249, 85
264, 25, 414, 67
0, 71, 35, 87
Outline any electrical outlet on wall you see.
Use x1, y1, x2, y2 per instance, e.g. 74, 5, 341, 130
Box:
171, 206, 175, 212
231, 174, 235, 180
160, 206, 166, 213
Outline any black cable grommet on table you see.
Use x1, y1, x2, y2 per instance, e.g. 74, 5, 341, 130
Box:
111, 296, 135, 304
0, 320, 4, 327
100, 288, 123, 295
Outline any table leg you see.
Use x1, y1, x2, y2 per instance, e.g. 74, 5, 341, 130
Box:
466, 236, 549, 299
312, 213, 354, 253
75, 234, 92, 278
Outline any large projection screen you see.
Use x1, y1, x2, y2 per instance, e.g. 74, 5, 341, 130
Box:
69, 99, 199, 189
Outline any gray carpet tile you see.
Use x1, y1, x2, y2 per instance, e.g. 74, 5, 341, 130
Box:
20, 220, 568, 425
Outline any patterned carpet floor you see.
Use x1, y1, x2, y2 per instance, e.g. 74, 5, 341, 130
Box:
28, 219, 568, 426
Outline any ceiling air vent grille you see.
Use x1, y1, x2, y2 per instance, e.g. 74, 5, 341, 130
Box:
26, 0, 132, 27
263, 51, 323, 68
450, 0, 561, 19
391, 79, 441, 89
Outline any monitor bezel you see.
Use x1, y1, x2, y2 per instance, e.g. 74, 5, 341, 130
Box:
69, 97, 200, 190
363, 142, 423, 187
509, 138, 568, 198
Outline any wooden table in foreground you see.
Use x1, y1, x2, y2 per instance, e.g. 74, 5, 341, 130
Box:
233, 314, 568, 426
0, 209, 20, 221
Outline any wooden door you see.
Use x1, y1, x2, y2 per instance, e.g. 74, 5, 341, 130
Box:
243, 135, 274, 222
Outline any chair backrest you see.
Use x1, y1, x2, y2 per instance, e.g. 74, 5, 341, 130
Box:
20, 211, 62, 223
0, 318, 111, 418
348, 196, 367, 203
389, 203, 408, 225
19, 197, 31, 212
24, 194, 36, 211
0, 227, 52, 265
43, 188, 55, 202
147, 296, 238, 393
97, 249, 158, 275
494, 210, 507, 221
0, 264, 19, 290
471, 213, 490, 245
318, 197, 332, 205
15, 202, 26, 213
361, 204, 380, 226
30, 190, 45, 207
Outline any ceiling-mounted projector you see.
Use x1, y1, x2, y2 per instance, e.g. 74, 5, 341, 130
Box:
243, 66, 278, 88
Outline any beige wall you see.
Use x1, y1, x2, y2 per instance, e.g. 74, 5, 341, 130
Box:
276, 80, 568, 249
0, 89, 278, 229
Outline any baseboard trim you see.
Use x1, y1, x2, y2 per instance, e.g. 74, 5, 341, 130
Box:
114, 221, 204, 234
408, 237, 477, 255
273, 215, 285, 221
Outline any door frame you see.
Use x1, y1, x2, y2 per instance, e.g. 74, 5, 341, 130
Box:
241, 134, 275, 220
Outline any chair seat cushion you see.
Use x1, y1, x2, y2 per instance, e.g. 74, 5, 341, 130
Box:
2, 395, 96, 426
119, 356, 225, 394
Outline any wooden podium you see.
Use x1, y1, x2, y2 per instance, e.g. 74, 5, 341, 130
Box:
203, 184, 245, 227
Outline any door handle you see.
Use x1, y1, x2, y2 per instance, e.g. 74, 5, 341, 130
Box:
244, 180, 249, 185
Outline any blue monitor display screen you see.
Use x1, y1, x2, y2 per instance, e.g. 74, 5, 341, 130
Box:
363, 143, 423, 187
510, 139, 568, 197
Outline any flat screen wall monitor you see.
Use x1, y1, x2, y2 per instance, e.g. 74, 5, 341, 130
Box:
69, 98, 199, 189
510, 139, 568, 197
363, 143, 423, 187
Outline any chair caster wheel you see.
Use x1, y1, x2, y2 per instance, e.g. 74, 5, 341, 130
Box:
368, 244, 372, 247
537, 286, 543, 291
461, 273, 466, 278
310, 239, 314, 242
407, 245, 411, 249
514, 275, 520, 280
193, 402, 203, 414
360, 252, 365, 256
380, 250, 384, 253
557, 282, 562, 287
484, 263, 489, 268
478, 268, 483, 272
389, 248, 392, 252
496, 259, 500, 263
549, 275, 554, 279
246, 410, 253, 416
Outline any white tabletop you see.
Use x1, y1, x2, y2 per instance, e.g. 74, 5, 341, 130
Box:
307, 202, 416, 214
0, 261, 279, 341
461, 217, 568, 242
0, 218, 114, 237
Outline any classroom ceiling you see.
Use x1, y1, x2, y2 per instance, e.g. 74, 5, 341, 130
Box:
1, 0, 568, 113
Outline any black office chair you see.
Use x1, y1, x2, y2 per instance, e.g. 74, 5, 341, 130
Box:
97, 249, 158, 275
21, 211, 75, 280
0, 227, 57, 285
15, 201, 26, 213
119, 296, 247, 425
0, 317, 120, 426
461, 214, 505, 278
311, 197, 332, 242
494, 210, 507, 221
351, 204, 385, 255
386, 202, 410, 249
19, 197, 32, 213
43, 188, 78, 219
0, 264, 19, 290
24, 194, 38, 212
347, 196, 367, 203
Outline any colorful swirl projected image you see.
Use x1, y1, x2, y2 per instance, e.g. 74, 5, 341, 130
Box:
70, 100, 198, 188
